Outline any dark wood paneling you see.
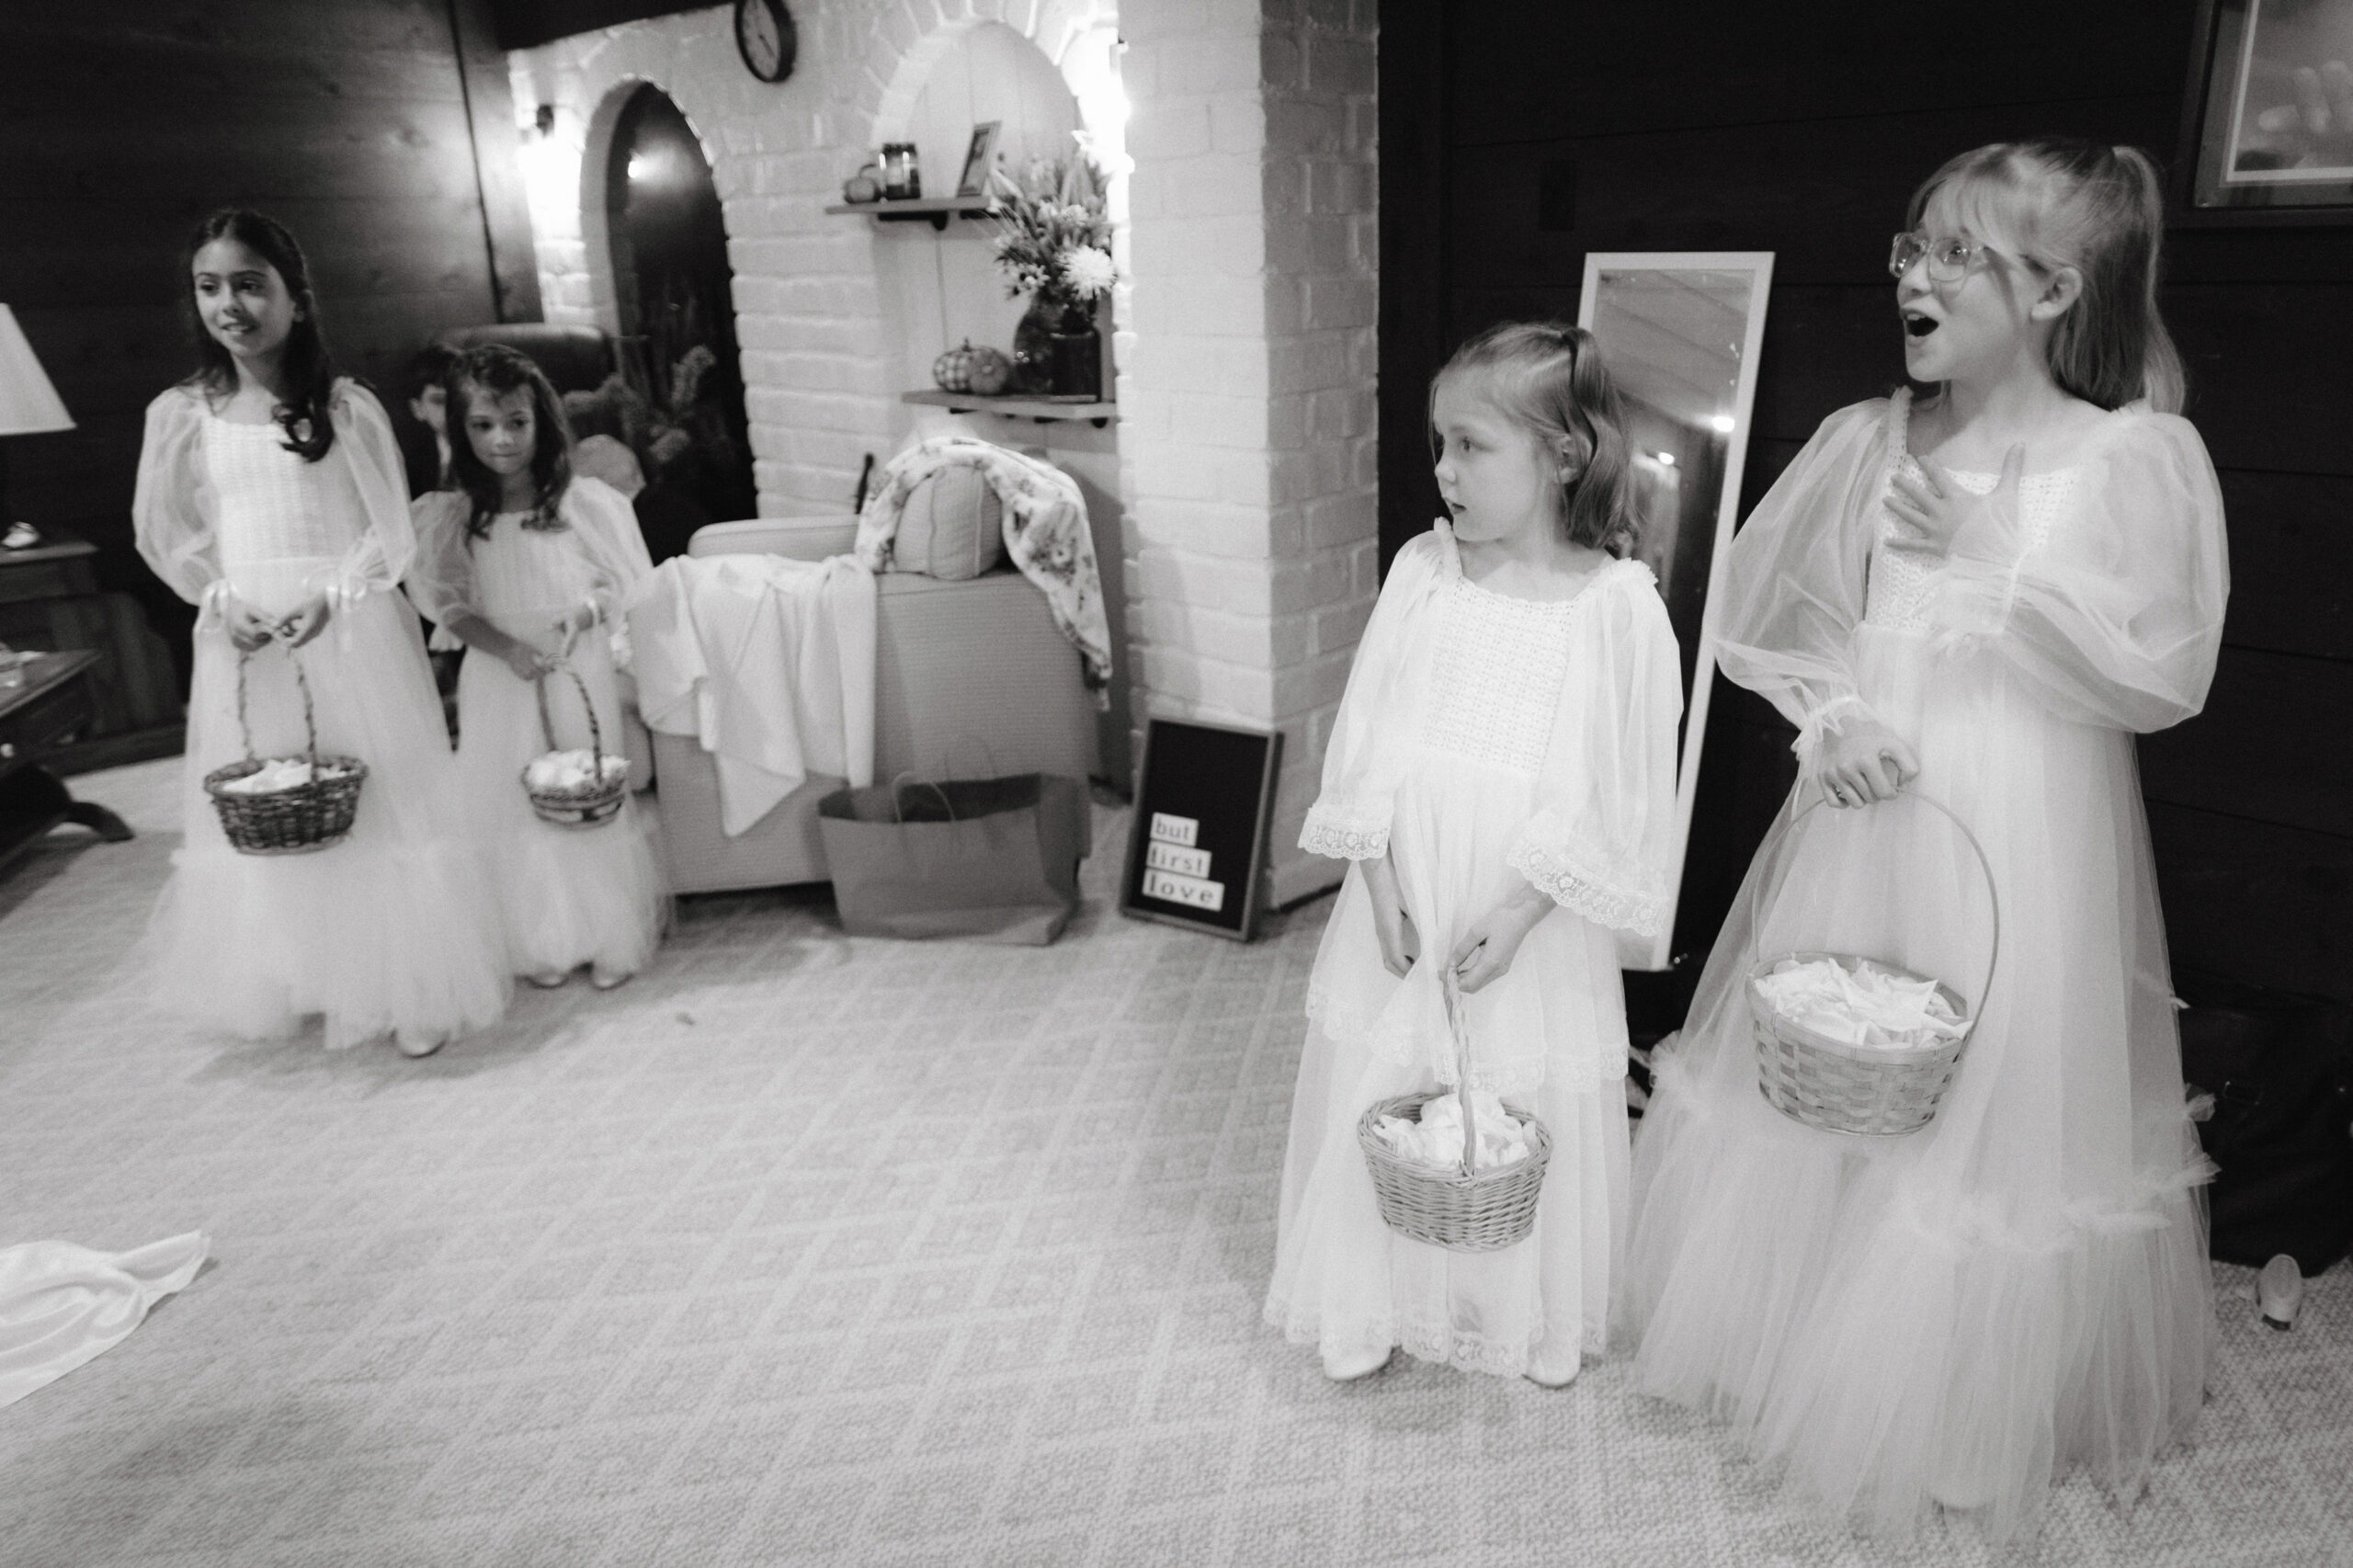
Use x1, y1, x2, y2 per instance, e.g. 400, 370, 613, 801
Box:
489, 0, 712, 51
1444, 1, 2195, 150
1444, 98, 2180, 292
2140, 651, 2353, 839
2216, 472, 2353, 662
5, 1, 456, 54
2148, 804, 2353, 1003
450, 0, 544, 323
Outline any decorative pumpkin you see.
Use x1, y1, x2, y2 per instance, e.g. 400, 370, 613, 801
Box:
932, 340, 1013, 396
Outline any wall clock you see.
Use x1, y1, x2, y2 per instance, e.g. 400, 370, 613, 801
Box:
733, 0, 797, 85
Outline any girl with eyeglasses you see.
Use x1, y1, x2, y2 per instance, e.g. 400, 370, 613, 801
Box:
1620, 140, 2227, 1542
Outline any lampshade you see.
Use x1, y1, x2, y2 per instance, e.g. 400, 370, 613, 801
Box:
0, 305, 74, 437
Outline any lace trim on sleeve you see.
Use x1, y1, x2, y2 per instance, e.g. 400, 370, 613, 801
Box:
1300, 802, 1389, 861
1792, 692, 1871, 772
1506, 833, 1667, 938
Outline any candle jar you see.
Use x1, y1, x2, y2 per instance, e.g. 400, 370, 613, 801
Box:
881, 142, 921, 199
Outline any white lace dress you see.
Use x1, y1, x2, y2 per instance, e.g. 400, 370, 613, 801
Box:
409, 482, 663, 980
1264, 525, 1683, 1378
131, 382, 510, 1048
1620, 391, 2228, 1543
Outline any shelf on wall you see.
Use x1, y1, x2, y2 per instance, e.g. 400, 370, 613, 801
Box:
902, 390, 1116, 427
825, 197, 994, 230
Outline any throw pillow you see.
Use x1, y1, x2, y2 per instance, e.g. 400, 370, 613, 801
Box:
894, 464, 1005, 579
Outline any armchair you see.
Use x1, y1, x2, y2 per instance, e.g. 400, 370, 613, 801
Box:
651, 516, 1097, 895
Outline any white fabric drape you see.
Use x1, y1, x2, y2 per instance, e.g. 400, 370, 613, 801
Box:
0, 1233, 208, 1408
626, 553, 879, 835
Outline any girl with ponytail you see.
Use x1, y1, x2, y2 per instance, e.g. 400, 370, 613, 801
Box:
1266, 321, 1684, 1387
1621, 141, 2229, 1543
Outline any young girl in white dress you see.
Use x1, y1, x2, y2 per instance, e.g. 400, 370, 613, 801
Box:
409, 346, 662, 991
1265, 323, 1683, 1386
132, 210, 508, 1056
1620, 140, 2227, 1542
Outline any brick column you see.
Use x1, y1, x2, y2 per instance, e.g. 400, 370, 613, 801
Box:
1119, 0, 1379, 908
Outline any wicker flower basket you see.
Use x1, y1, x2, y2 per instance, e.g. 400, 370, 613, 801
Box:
202, 647, 367, 856
521, 665, 630, 829
1747, 794, 1999, 1137
1358, 968, 1552, 1252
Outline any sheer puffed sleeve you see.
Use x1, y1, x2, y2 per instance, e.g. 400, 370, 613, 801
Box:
1299, 529, 1445, 860
131, 387, 223, 613
1927, 410, 2227, 733
565, 476, 655, 665
1506, 564, 1684, 937
1712, 398, 1894, 762
323, 380, 415, 600
404, 490, 479, 630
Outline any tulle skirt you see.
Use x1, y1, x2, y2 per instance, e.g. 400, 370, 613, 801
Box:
453, 626, 664, 980
1266, 754, 1631, 1380
146, 577, 510, 1049
1620, 623, 2213, 1542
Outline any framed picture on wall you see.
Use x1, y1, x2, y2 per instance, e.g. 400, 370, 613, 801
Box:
957, 121, 1002, 198
2178, 0, 2353, 222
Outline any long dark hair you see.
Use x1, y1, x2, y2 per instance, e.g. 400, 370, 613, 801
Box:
181, 209, 336, 462
1430, 321, 1642, 557
445, 344, 574, 540
1908, 137, 2185, 413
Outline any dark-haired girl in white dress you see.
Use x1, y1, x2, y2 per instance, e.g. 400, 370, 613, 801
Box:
133, 210, 507, 1056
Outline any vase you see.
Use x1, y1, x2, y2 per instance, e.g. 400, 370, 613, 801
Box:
1048, 329, 1101, 400
1010, 296, 1063, 395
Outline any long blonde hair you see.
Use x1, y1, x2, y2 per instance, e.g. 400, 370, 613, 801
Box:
1909, 137, 2185, 413
1429, 321, 1641, 556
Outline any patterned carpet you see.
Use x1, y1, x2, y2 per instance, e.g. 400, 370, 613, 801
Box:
0, 758, 2347, 1568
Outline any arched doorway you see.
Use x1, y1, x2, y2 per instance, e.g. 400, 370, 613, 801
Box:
606, 86, 757, 549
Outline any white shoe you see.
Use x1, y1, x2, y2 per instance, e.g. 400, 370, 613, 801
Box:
394, 1029, 447, 1059
2259, 1255, 2304, 1331
1525, 1351, 1580, 1389
1321, 1343, 1392, 1382
589, 967, 633, 991
526, 970, 570, 989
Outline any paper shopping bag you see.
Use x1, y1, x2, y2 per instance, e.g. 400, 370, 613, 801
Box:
817, 773, 1086, 945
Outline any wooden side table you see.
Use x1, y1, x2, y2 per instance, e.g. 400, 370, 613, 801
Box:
0, 650, 133, 869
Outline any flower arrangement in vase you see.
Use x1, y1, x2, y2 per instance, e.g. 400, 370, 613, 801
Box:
986, 153, 1116, 398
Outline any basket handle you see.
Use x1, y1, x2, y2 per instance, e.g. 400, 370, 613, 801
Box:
1747, 790, 2001, 1016
234, 644, 322, 772
887, 771, 957, 824
1440, 967, 1477, 1178
533, 664, 604, 763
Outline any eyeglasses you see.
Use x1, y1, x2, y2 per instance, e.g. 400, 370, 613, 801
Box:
1888, 232, 1995, 283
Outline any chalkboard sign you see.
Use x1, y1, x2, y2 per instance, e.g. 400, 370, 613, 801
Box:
1120, 719, 1283, 941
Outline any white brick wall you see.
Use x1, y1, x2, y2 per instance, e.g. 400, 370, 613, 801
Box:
1120, 0, 1378, 908
507, 0, 1378, 912
506, 0, 1117, 515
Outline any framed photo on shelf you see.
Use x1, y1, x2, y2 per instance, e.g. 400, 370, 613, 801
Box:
2177, 0, 2353, 222
956, 121, 1002, 198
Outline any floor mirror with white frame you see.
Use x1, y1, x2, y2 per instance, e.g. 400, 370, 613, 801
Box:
1575, 251, 1775, 972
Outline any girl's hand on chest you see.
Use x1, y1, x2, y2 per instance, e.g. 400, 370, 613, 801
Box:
1885, 444, 2023, 560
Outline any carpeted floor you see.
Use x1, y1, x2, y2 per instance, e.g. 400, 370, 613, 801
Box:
1, 758, 2347, 1568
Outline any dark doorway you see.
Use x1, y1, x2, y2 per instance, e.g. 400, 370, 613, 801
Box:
607, 86, 757, 548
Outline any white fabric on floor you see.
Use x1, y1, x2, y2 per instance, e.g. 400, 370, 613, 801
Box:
0, 1233, 208, 1408
627, 553, 878, 835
